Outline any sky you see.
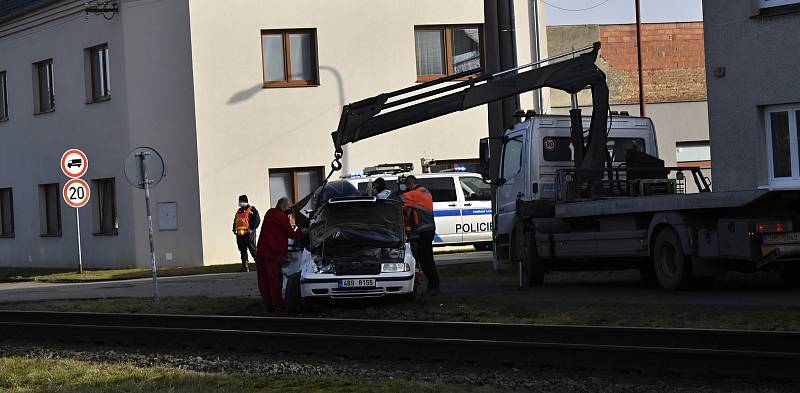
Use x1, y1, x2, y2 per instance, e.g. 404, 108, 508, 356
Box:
543, 0, 704, 25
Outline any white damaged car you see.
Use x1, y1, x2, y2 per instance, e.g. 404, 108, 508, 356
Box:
282, 182, 416, 310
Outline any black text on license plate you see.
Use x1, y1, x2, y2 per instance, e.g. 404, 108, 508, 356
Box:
339, 279, 376, 288
763, 232, 800, 245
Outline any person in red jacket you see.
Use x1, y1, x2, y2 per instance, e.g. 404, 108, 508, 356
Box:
255, 197, 306, 311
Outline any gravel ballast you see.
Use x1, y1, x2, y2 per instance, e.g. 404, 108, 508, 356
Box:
1, 341, 797, 393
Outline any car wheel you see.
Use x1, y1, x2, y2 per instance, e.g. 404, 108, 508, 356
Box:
284, 273, 303, 313
652, 229, 692, 291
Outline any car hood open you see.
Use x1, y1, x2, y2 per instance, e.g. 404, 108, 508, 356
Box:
310, 198, 405, 251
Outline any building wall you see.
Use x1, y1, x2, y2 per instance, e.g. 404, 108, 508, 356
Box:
187, 0, 540, 264
0, 0, 203, 268
547, 22, 707, 107
703, 0, 800, 191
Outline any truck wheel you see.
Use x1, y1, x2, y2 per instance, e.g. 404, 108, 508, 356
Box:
522, 232, 544, 287
284, 273, 304, 313
652, 229, 692, 291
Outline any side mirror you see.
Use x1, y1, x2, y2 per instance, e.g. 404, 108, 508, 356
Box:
479, 138, 493, 182
479, 137, 504, 184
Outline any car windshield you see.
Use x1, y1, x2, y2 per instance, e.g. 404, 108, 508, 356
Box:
310, 198, 405, 251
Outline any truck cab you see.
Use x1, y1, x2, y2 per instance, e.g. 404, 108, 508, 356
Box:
487, 114, 658, 266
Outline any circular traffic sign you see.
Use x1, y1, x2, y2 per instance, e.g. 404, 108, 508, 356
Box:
124, 147, 166, 189
63, 178, 91, 208
61, 149, 89, 178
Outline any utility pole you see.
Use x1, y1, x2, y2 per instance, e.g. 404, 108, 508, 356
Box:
635, 0, 646, 116
484, 0, 520, 138
484, 0, 520, 271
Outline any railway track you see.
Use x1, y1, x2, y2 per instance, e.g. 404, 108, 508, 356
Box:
0, 310, 798, 379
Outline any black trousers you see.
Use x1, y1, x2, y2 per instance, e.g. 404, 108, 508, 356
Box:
412, 230, 439, 290
236, 233, 257, 264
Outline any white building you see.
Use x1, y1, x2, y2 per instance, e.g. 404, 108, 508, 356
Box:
0, 0, 545, 268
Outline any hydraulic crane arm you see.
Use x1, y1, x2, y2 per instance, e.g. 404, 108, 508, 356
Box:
330, 42, 610, 180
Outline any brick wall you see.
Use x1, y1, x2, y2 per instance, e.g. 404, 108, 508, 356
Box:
548, 22, 707, 106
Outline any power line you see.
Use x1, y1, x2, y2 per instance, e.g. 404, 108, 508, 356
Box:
540, 0, 611, 12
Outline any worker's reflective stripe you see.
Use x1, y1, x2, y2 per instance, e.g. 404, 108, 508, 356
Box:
234, 206, 252, 235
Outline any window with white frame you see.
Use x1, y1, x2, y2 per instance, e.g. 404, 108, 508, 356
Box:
33, 59, 55, 114
86, 44, 110, 102
676, 141, 711, 169
765, 105, 800, 185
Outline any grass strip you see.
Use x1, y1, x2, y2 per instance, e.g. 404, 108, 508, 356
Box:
0, 357, 462, 393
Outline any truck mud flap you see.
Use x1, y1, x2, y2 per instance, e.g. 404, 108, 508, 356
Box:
756, 245, 800, 269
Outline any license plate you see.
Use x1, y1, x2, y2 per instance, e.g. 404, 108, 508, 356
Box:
762, 232, 800, 245
338, 278, 376, 288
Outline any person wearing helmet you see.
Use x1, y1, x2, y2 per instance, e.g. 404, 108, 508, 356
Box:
373, 177, 391, 199
232, 194, 260, 272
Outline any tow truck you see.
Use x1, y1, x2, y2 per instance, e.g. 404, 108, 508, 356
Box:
328, 43, 800, 290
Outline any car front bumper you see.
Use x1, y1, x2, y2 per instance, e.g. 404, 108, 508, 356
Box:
300, 273, 415, 298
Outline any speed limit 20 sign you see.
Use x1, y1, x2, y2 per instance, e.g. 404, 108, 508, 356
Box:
63, 178, 91, 208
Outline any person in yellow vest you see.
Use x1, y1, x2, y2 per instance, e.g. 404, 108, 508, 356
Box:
232, 195, 260, 272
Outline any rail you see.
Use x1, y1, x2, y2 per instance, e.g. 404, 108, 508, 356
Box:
0, 311, 797, 379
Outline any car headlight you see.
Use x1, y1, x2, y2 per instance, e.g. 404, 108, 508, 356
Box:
381, 262, 409, 273
312, 263, 335, 274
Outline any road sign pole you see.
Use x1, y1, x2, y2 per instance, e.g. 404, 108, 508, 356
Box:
137, 151, 160, 304
76, 207, 83, 274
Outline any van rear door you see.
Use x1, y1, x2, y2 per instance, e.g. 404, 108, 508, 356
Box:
458, 176, 493, 243
416, 176, 461, 244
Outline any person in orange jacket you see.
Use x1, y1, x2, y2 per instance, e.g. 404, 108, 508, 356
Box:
400, 175, 440, 295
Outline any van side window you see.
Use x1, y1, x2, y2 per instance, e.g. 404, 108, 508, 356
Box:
502, 135, 523, 178
460, 177, 491, 201
416, 177, 457, 202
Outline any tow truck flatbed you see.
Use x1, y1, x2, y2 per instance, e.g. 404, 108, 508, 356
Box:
554, 190, 770, 219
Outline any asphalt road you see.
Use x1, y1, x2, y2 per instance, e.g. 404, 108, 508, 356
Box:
0, 251, 797, 306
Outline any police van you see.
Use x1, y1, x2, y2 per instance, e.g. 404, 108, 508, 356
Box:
345, 164, 493, 250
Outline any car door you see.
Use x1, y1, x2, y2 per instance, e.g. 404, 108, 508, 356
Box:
496, 129, 527, 243
458, 175, 493, 243
416, 176, 461, 244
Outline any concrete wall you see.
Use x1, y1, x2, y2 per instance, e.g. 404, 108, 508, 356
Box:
0, 0, 203, 268
703, 1, 800, 191
120, 0, 203, 267
187, 0, 540, 264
